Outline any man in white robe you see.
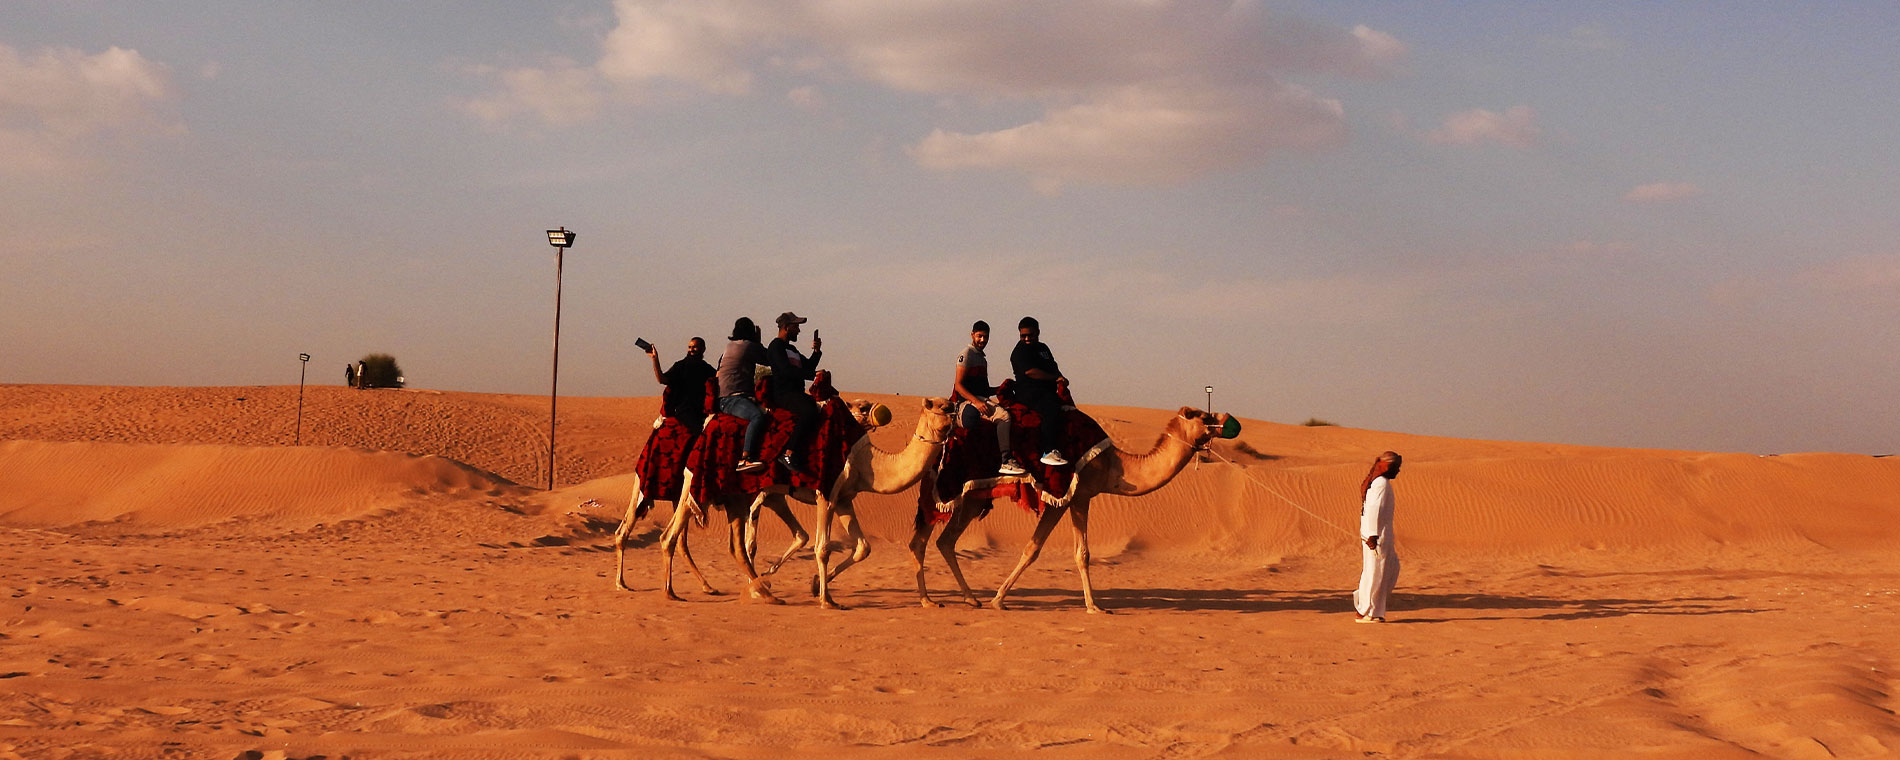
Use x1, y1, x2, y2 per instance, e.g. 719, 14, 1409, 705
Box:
1354, 451, 1402, 622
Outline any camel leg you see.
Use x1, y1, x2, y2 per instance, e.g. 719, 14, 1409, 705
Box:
936, 500, 985, 608
612, 489, 645, 592
989, 505, 1069, 611
674, 502, 719, 596
656, 501, 692, 602
726, 502, 784, 604
813, 497, 845, 610
1069, 499, 1108, 614
757, 494, 811, 576
822, 499, 871, 583
743, 493, 763, 565
908, 515, 941, 608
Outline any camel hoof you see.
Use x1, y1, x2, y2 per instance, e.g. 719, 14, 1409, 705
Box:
819, 597, 848, 610
919, 598, 943, 609
614, 579, 631, 592
963, 598, 983, 609
751, 590, 786, 605
702, 588, 724, 597
1087, 606, 1113, 615
662, 591, 686, 602
987, 600, 1009, 612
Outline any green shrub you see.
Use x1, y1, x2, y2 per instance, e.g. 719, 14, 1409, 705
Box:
359, 353, 405, 389
1300, 417, 1336, 427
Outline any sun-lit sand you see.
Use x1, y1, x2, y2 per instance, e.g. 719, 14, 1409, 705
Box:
2, 383, 1896, 758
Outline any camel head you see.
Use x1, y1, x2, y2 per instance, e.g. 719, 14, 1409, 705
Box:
845, 399, 894, 428
915, 397, 955, 442
1172, 407, 1237, 448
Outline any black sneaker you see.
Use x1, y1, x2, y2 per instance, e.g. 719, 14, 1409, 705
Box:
778, 454, 809, 477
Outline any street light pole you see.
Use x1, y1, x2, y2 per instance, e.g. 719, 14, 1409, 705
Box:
1205, 385, 1213, 415
296, 353, 311, 444
544, 227, 577, 491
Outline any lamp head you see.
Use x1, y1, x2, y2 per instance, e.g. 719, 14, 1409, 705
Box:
546, 228, 576, 248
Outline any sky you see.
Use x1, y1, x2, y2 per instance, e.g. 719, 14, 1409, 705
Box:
3, 1, 1896, 455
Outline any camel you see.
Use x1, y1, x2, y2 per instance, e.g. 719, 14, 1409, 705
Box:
908, 407, 1233, 614
609, 454, 807, 603
768, 396, 953, 610
615, 397, 954, 607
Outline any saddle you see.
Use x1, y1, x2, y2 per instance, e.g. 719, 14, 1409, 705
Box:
687, 370, 867, 505
631, 379, 715, 503
926, 380, 1108, 523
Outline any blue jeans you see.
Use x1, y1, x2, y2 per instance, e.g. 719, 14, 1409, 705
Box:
717, 395, 766, 458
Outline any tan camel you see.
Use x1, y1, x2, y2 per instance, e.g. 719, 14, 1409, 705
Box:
909, 407, 1233, 614
610, 463, 807, 603
746, 397, 955, 609
616, 397, 953, 607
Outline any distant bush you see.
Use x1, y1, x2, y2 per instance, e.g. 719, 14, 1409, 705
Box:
358, 353, 405, 389
1301, 417, 1337, 427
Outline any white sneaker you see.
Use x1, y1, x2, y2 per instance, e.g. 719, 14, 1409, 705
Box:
1039, 450, 1068, 467
997, 456, 1027, 476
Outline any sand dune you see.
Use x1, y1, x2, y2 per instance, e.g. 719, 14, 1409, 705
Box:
1, 384, 1896, 758
0, 439, 525, 528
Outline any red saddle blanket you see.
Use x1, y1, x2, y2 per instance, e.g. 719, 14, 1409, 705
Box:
926, 405, 1108, 523
687, 398, 866, 504
632, 417, 699, 502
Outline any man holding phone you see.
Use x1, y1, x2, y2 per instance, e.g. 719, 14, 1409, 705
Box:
646, 336, 716, 429
766, 312, 823, 476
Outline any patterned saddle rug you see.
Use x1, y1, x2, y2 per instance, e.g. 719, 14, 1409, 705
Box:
629, 379, 715, 506
924, 402, 1109, 525
632, 416, 699, 503
686, 378, 868, 507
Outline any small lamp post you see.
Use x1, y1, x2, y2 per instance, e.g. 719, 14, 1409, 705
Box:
1204, 385, 1214, 415
296, 353, 311, 444
543, 227, 577, 491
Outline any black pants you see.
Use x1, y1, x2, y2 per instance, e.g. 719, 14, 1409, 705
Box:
772, 391, 823, 461
1015, 384, 1065, 454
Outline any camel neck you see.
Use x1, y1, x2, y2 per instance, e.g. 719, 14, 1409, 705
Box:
865, 424, 945, 494
1099, 418, 1202, 497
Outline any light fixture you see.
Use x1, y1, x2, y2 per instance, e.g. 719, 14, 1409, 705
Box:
540, 227, 577, 490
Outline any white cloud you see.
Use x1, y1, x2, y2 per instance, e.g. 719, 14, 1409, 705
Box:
596, 0, 784, 95
1623, 182, 1703, 203
459, 60, 604, 126
0, 44, 181, 175
1426, 106, 1540, 148
912, 83, 1345, 193
463, 0, 1404, 188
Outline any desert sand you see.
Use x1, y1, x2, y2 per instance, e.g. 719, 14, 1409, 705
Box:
1, 383, 1897, 759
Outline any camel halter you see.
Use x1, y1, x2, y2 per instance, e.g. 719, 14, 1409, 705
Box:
1165, 414, 1211, 452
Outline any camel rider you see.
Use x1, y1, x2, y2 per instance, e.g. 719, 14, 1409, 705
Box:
716, 317, 770, 473
953, 320, 1027, 476
766, 312, 824, 476
1010, 316, 1068, 466
646, 336, 715, 429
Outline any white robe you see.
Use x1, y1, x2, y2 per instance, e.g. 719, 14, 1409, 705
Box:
1354, 476, 1399, 618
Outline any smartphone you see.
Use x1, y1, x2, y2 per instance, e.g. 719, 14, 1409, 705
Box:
634, 337, 653, 352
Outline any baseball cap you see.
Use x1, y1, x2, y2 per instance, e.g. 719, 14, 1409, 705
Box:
776, 312, 808, 327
